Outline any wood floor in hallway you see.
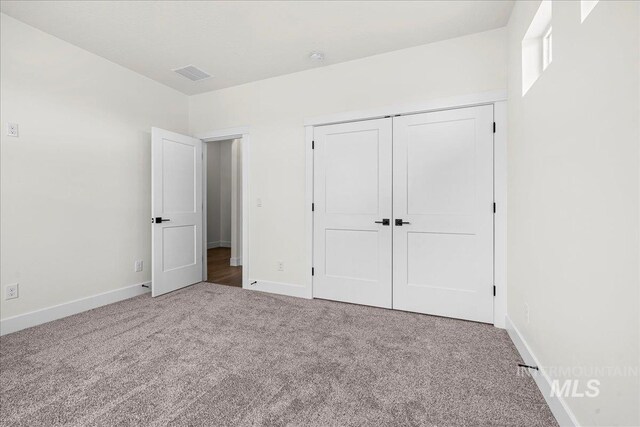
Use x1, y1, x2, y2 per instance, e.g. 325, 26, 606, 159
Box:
206, 247, 242, 287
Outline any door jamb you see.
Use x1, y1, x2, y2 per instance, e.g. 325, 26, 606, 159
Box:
304, 91, 507, 328
197, 127, 250, 289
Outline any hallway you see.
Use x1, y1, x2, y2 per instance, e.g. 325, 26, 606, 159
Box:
206, 247, 242, 287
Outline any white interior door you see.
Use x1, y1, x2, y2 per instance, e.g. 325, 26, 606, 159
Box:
152, 127, 203, 297
313, 118, 393, 308
392, 106, 494, 323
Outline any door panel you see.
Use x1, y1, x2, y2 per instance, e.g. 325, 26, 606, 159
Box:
152, 127, 203, 297
325, 130, 380, 215
162, 139, 197, 213
393, 106, 494, 323
162, 225, 197, 272
406, 232, 477, 291
406, 119, 476, 216
313, 118, 392, 308
325, 229, 379, 281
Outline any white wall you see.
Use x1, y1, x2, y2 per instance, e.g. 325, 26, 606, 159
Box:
219, 140, 233, 245
0, 14, 189, 321
206, 141, 221, 246
507, 2, 639, 426
206, 139, 234, 248
189, 27, 507, 285
231, 138, 243, 265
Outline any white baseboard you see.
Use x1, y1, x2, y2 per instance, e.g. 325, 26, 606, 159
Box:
0, 282, 151, 336
208, 241, 232, 249
244, 279, 311, 299
505, 316, 580, 427
229, 257, 242, 266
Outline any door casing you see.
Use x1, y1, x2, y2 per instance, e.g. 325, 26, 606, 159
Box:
197, 127, 251, 290
304, 91, 508, 327
151, 126, 252, 295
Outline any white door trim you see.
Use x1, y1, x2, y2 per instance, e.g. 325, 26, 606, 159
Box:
197, 127, 251, 289
304, 126, 315, 299
304, 91, 508, 328
304, 90, 507, 127
493, 101, 508, 328
197, 126, 250, 141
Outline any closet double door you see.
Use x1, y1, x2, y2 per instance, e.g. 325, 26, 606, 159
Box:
313, 105, 494, 323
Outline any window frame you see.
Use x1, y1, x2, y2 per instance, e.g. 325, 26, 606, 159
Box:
542, 25, 553, 70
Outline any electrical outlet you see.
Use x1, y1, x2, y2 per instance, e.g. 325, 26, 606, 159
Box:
5, 283, 19, 300
135, 260, 143, 272
524, 303, 530, 324
277, 261, 284, 271
6, 123, 18, 137
257, 198, 262, 207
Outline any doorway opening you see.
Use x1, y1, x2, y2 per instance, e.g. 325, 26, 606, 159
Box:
204, 138, 243, 287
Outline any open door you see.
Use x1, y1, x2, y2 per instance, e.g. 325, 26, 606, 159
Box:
151, 127, 203, 297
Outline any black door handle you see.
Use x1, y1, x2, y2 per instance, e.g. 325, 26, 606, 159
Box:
374, 218, 390, 226
395, 219, 410, 226
153, 217, 171, 223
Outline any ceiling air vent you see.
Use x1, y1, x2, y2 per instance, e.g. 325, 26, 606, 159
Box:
173, 65, 211, 82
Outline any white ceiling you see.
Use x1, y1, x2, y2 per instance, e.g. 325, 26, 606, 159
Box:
1, 1, 514, 95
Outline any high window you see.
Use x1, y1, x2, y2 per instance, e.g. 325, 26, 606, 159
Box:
581, 0, 599, 22
522, 1, 553, 95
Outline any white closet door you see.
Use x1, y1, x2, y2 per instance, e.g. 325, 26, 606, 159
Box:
313, 118, 393, 308
392, 106, 494, 323
151, 127, 203, 297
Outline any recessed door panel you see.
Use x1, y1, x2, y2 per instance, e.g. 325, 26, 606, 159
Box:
162, 139, 196, 214
407, 119, 476, 216
162, 225, 197, 272
406, 232, 476, 291
325, 229, 379, 282
325, 131, 379, 215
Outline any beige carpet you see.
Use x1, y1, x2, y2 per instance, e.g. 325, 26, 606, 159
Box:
0, 283, 557, 426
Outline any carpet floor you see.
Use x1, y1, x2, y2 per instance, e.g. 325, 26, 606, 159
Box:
0, 283, 557, 426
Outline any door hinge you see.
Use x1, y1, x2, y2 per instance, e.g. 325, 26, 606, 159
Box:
312, 140, 315, 149
312, 203, 315, 211
493, 202, 496, 213
312, 267, 315, 276
493, 122, 496, 133
493, 285, 496, 296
